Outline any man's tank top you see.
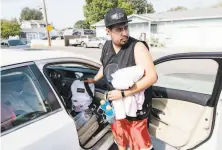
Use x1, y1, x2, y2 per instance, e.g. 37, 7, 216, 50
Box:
100, 36, 152, 121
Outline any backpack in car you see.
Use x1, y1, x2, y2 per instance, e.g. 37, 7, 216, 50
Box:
71, 80, 95, 112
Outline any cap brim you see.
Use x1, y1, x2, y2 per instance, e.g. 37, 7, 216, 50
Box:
106, 19, 132, 27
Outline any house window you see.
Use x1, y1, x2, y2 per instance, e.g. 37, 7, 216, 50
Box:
40, 24, 46, 28
20, 32, 27, 38
151, 24, 157, 34
31, 24, 37, 28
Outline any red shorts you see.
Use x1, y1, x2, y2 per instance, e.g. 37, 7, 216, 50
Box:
110, 118, 153, 150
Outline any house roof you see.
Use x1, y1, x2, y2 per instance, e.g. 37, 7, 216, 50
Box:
141, 7, 222, 22
21, 20, 46, 25
92, 7, 222, 26
31, 20, 46, 24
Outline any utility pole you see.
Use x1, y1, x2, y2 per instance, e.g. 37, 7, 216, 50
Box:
42, 0, 51, 46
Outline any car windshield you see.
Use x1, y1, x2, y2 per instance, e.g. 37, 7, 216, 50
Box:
8, 40, 25, 46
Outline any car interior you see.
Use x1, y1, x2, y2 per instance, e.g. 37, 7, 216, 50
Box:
43, 58, 221, 150
44, 63, 114, 149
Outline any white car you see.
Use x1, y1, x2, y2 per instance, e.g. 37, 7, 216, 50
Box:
69, 35, 91, 47
82, 37, 106, 49
1, 49, 222, 150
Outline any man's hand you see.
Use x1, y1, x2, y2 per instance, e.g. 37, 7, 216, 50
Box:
84, 78, 96, 83
108, 90, 122, 100
84, 66, 104, 83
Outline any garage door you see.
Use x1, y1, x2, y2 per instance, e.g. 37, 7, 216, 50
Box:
202, 26, 222, 48
171, 25, 222, 48
171, 27, 201, 47
129, 23, 149, 39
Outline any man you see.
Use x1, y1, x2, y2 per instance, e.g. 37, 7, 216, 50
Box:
85, 8, 157, 150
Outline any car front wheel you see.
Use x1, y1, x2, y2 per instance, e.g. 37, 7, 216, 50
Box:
82, 43, 87, 48
98, 43, 103, 49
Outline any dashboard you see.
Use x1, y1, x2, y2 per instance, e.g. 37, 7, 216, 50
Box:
49, 71, 62, 80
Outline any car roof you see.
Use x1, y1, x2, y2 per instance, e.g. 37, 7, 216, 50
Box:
0, 49, 100, 67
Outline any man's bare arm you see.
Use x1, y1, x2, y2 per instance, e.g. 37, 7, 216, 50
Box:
94, 66, 104, 81
84, 66, 103, 83
124, 42, 157, 97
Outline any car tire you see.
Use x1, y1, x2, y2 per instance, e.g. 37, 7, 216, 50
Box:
98, 43, 103, 49
83, 43, 87, 48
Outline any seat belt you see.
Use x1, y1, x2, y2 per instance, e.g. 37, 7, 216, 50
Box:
83, 82, 105, 124
84, 82, 94, 99
83, 82, 97, 110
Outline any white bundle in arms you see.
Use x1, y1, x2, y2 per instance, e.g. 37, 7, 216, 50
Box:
71, 80, 95, 112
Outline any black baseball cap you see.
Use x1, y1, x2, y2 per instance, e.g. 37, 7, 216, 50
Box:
104, 8, 132, 27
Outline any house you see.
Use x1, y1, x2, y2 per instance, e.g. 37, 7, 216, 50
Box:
92, 8, 222, 48
20, 20, 47, 28
20, 20, 59, 43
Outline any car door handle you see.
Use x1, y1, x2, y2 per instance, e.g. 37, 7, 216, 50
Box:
151, 108, 165, 119
153, 92, 163, 98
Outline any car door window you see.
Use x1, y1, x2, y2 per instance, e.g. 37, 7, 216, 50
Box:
90, 38, 96, 41
1, 65, 61, 133
154, 59, 218, 95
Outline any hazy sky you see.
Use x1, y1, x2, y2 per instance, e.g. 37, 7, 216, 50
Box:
1, 0, 220, 29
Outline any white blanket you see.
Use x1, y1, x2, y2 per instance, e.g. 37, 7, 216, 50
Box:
111, 66, 145, 120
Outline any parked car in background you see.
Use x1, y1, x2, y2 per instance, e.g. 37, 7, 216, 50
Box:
82, 37, 106, 49
99, 37, 109, 41
1, 39, 30, 49
69, 35, 92, 47
41, 35, 64, 40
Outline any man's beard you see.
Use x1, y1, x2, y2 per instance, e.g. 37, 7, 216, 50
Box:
119, 36, 129, 46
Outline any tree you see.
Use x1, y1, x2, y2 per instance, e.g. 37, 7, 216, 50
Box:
117, 0, 134, 15
146, 2, 155, 13
20, 7, 43, 21
74, 20, 90, 29
128, 0, 155, 14
1, 19, 21, 39
84, 0, 134, 25
168, 6, 187, 12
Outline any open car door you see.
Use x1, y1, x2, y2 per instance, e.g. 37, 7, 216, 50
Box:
149, 52, 222, 150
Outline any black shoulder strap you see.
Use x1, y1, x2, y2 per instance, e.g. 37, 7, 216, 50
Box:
100, 40, 111, 66
140, 40, 150, 51
84, 82, 94, 99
